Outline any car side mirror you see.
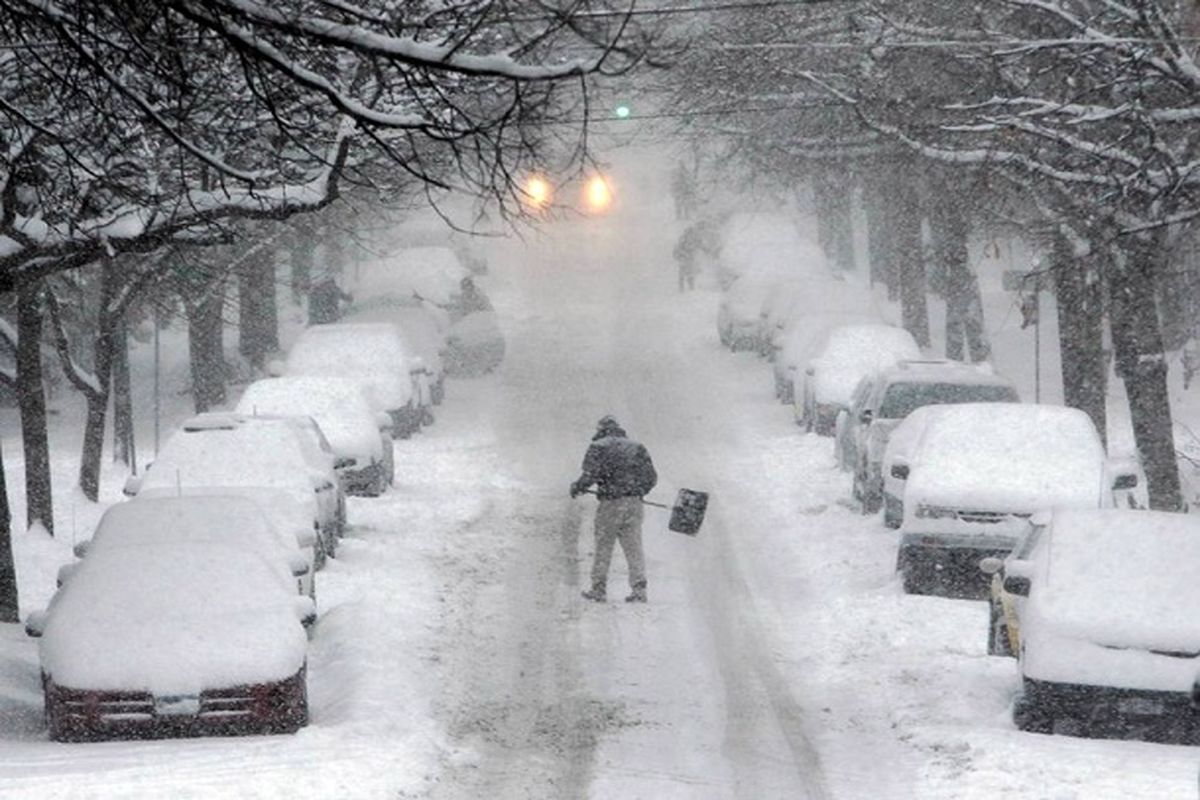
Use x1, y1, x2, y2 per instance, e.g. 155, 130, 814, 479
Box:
1113, 473, 1139, 490
122, 474, 143, 498
859, 409, 873, 425
56, 563, 79, 588
294, 596, 317, 628
890, 460, 909, 480
805, 366, 815, 377
295, 527, 318, 549
1003, 575, 1031, 597
979, 556, 1004, 576
267, 359, 286, 377
290, 557, 311, 578
72, 540, 90, 559
24, 610, 47, 638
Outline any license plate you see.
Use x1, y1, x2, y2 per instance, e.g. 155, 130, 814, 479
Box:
154, 695, 200, 716
1117, 697, 1164, 716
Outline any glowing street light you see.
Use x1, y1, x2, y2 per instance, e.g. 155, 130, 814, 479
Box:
524, 174, 552, 209
584, 174, 613, 213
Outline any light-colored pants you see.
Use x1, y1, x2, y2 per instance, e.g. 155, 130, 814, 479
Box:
591, 496, 646, 590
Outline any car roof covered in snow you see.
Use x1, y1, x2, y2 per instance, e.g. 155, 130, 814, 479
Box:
352, 246, 470, 307
810, 324, 922, 405
93, 495, 306, 577
133, 485, 316, 547
905, 403, 1105, 511
285, 323, 414, 407
235, 377, 382, 461
144, 424, 322, 498
41, 542, 307, 694
718, 212, 826, 280
1033, 509, 1200, 651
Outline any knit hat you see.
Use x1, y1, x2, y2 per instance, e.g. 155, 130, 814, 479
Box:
595, 415, 624, 437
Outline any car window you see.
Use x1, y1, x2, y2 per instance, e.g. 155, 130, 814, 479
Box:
878, 381, 1018, 419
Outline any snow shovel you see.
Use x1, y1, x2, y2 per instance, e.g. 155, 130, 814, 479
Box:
583, 488, 709, 536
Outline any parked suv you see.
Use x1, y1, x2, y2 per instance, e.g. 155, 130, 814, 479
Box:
895, 403, 1139, 598
846, 360, 1020, 513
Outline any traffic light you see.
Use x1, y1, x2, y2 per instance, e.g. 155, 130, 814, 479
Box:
614, 104, 631, 120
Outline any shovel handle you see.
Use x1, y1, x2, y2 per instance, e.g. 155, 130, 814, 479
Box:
580, 488, 669, 509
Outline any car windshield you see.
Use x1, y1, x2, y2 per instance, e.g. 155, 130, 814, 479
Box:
878, 382, 1018, 419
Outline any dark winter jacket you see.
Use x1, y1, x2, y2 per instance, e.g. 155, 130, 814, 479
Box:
575, 430, 657, 500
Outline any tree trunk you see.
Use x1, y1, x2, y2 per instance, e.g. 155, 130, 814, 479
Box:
1052, 236, 1107, 447
0, 438, 15, 623
812, 164, 855, 272
290, 220, 314, 303
238, 243, 279, 369
861, 170, 896, 296
112, 316, 134, 469
17, 282, 53, 535
187, 281, 227, 413
928, 186, 989, 361
1108, 235, 1182, 511
888, 164, 930, 347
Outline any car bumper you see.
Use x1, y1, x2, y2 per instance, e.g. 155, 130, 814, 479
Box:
1016, 676, 1200, 743
44, 669, 308, 742
341, 461, 384, 496
897, 532, 1020, 599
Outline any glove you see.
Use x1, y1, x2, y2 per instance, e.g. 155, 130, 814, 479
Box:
569, 481, 585, 498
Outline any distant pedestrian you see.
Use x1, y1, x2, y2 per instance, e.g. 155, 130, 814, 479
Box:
570, 416, 658, 603
308, 274, 353, 325
673, 226, 701, 292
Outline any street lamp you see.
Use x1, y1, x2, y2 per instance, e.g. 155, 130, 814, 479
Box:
524, 174, 552, 209
584, 174, 613, 213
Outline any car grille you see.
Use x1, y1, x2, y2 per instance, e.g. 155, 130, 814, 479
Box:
918, 506, 1031, 524
198, 687, 258, 719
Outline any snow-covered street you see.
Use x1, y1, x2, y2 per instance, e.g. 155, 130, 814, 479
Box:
1, 180, 1198, 799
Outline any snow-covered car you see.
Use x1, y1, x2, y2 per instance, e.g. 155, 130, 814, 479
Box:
444, 310, 505, 376
770, 309, 880, 405
344, 302, 447, 405
980, 509, 1200, 742
847, 360, 1020, 513
177, 412, 346, 536
834, 376, 873, 471
25, 541, 312, 742
352, 245, 472, 309
717, 275, 777, 352
67, 495, 315, 598
125, 421, 343, 559
715, 212, 825, 289
879, 404, 942, 527
284, 322, 428, 437
895, 404, 1139, 598
131, 486, 321, 576
796, 324, 921, 435
236, 376, 395, 496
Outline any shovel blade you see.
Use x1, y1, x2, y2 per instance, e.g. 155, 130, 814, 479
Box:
668, 488, 708, 535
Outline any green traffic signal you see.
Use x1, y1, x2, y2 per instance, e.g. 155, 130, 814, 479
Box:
615, 104, 631, 119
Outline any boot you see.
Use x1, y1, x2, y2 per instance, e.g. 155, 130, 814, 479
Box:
625, 586, 647, 603
581, 584, 606, 603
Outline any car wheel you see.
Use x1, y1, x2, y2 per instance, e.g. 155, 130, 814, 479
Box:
987, 599, 1013, 657
883, 496, 902, 528
855, 468, 882, 514
1013, 696, 1054, 734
